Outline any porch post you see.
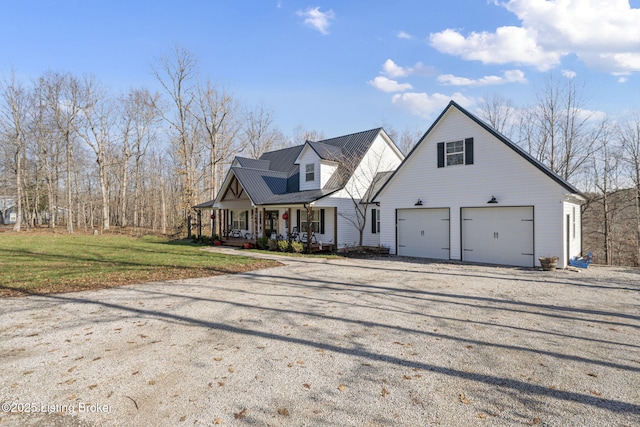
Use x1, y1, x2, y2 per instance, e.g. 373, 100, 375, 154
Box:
287, 208, 291, 237
306, 204, 313, 254
261, 207, 266, 238
334, 207, 338, 250
197, 209, 202, 239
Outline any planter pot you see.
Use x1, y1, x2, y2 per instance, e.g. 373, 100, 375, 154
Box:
214, 240, 222, 246
539, 257, 558, 271
243, 243, 252, 249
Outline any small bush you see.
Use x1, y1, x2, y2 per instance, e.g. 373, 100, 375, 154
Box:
256, 235, 269, 249
290, 241, 304, 253
277, 240, 290, 252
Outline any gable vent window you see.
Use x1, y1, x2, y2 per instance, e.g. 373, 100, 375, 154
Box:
305, 164, 315, 182
437, 138, 474, 168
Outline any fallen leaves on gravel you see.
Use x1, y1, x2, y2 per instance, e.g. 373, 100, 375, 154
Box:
381, 388, 389, 397
213, 419, 222, 424
337, 384, 346, 392
234, 408, 247, 419
277, 408, 290, 416
458, 393, 470, 404
303, 383, 311, 389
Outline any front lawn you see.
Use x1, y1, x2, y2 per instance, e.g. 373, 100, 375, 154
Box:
0, 232, 278, 296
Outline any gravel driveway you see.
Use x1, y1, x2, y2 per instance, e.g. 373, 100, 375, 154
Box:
1, 249, 639, 426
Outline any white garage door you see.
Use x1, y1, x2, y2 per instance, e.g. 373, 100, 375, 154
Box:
397, 208, 449, 259
461, 206, 534, 267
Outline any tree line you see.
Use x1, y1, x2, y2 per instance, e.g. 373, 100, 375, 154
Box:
0, 47, 318, 236
1, 47, 639, 265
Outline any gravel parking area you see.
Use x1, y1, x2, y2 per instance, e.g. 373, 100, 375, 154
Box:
1, 249, 639, 426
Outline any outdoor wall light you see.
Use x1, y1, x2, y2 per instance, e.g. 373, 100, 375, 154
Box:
415, 199, 423, 206
487, 196, 498, 204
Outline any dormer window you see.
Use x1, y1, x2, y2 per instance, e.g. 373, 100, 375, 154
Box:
305, 164, 315, 181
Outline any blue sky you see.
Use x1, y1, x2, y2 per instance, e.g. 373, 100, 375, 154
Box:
1, 0, 640, 139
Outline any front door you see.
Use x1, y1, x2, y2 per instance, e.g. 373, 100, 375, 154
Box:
265, 210, 279, 238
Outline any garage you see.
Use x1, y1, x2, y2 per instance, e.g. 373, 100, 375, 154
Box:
461, 206, 534, 267
397, 208, 450, 259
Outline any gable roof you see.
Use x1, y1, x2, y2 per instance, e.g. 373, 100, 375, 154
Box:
201, 128, 387, 208
372, 101, 583, 202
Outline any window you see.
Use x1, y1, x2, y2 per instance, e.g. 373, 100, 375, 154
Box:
437, 138, 473, 167
297, 209, 325, 234
232, 211, 247, 230
371, 208, 380, 234
446, 140, 464, 166
300, 209, 320, 233
305, 163, 315, 182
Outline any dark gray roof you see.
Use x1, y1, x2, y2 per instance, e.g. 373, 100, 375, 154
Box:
207, 128, 387, 207
307, 141, 343, 161
259, 145, 303, 174
361, 171, 394, 204
235, 157, 270, 170
372, 100, 583, 202
260, 189, 340, 205
232, 167, 289, 205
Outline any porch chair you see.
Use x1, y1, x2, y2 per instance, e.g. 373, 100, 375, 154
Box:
299, 232, 317, 244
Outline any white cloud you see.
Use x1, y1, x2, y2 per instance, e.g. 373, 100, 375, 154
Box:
382, 59, 436, 78
430, 0, 640, 74
368, 76, 413, 93
437, 69, 526, 87
397, 31, 413, 40
561, 69, 577, 79
618, 76, 628, 83
430, 26, 562, 71
297, 7, 335, 35
391, 92, 474, 118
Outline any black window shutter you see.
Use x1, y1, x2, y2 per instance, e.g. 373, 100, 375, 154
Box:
244, 211, 249, 228
296, 209, 300, 230
465, 138, 474, 165
437, 142, 445, 168
371, 208, 377, 234
320, 209, 325, 234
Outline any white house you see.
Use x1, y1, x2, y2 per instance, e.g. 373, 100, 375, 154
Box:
196, 128, 404, 249
373, 101, 585, 268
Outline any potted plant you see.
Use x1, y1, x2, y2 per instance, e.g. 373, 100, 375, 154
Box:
539, 256, 559, 271
243, 242, 252, 249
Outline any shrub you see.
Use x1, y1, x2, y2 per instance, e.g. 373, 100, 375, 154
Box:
290, 241, 304, 253
277, 240, 290, 252
256, 235, 269, 249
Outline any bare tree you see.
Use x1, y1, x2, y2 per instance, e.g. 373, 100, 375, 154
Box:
242, 103, 284, 158
618, 111, 640, 265
291, 125, 325, 145
478, 92, 516, 138
0, 72, 29, 231
74, 76, 115, 231
152, 46, 200, 232
339, 136, 401, 247
194, 80, 241, 201
530, 73, 602, 182
118, 88, 161, 228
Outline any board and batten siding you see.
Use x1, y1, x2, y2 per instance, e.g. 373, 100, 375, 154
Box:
378, 107, 573, 266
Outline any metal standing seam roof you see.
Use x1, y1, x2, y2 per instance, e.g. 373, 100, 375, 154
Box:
200, 128, 387, 208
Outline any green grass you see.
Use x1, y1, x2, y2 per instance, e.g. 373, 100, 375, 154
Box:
0, 232, 278, 296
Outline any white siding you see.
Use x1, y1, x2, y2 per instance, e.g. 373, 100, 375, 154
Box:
341, 134, 404, 200
320, 161, 338, 188
297, 147, 320, 191
314, 197, 358, 248
378, 107, 575, 266
362, 205, 381, 247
